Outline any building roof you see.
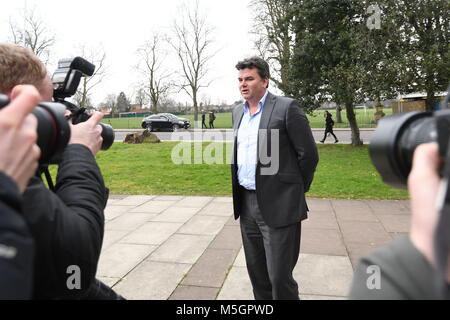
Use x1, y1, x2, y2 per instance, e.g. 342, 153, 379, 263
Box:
399, 92, 447, 99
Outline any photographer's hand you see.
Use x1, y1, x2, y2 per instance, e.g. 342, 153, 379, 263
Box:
69, 111, 104, 156
408, 143, 442, 270
0, 85, 41, 193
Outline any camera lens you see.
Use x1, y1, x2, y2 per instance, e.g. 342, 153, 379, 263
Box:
32, 102, 71, 164
99, 123, 114, 150
369, 111, 435, 189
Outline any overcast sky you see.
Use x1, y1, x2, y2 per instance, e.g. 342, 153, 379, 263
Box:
0, 0, 261, 106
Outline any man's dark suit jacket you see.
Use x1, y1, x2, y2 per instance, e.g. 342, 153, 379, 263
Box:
231, 92, 318, 228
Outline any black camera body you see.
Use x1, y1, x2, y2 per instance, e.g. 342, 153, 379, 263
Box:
0, 57, 114, 166
52, 57, 114, 151
370, 91, 450, 189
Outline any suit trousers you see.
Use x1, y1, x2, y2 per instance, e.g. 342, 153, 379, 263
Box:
239, 187, 302, 300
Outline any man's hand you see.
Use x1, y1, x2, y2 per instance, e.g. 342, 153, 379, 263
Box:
69, 112, 104, 156
0, 85, 41, 193
408, 143, 442, 269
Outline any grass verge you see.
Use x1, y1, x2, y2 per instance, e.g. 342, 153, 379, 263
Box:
49, 143, 405, 200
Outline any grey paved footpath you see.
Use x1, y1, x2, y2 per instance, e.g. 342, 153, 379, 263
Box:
97, 195, 410, 300
114, 128, 374, 144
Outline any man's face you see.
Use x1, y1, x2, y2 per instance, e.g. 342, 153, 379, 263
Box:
238, 68, 268, 103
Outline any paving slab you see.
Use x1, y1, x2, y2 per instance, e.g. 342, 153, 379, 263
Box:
152, 195, 185, 201
233, 247, 246, 267
211, 197, 233, 203
294, 254, 353, 297
113, 195, 155, 206
303, 211, 339, 230
178, 215, 229, 236
306, 199, 333, 212
129, 200, 177, 214
120, 221, 183, 245
113, 261, 191, 300
148, 234, 214, 264
197, 202, 233, 217
209, 226, 242, 250
151, 207, 200, 223
366, 200, 410, 215
332, 199, 372, 210
169, 285, 219, 300
97, 243, 157, 278
181, 248, 238, 288
376, 214, 411, 233
104, 205, 135, 221
300, 228, 347, 256
102, 230, 131, 249
217, 266, 253, 300
105, 212, 156, 231
338, 221, 392, 245
334, 206, 379, 222
175, 196, 213, 208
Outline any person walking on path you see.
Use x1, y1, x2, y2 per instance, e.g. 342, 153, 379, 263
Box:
209, 111, 216, 129
231, 56, 318, 300
320, 111, 338, 143
201, 112, 207, 129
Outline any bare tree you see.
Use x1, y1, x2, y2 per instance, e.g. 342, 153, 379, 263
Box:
72, 45, 108, 110
8, 7, 55, 63
170, 0, 218, 126
100, 93, 118, 116
133, 86, 149, 110
250, 0, 295, 93
136, 33, 173, 114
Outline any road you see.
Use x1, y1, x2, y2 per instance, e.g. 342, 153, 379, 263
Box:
114, 128, 375, 144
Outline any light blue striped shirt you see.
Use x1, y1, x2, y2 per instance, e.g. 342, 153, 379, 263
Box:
237, 90, 269, 190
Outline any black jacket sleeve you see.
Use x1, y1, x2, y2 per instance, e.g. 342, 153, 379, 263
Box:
22, 144, 107, 299
285, 100, 319, 192
0, 173, 34, 300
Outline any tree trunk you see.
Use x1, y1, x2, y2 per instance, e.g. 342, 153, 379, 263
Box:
345, 102, 363, 146
193, 90, 198, 129
151, 97, 158, 114
336, 105, 343, 123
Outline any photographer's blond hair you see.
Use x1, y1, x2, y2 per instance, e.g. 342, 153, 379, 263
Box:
0, 43, 47, 94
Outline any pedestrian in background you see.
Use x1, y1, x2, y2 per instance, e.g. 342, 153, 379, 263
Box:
320, 111, 338, 143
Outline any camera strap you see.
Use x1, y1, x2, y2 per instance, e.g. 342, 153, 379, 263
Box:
39, 166, 55, 192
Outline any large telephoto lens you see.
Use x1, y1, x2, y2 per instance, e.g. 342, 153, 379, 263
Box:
369, 111, 436, 189
32, 102, 71, 164
0, 95, 71, 165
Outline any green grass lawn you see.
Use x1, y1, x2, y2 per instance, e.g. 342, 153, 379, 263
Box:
50, 142, 407, 200
104, 108, 392, 129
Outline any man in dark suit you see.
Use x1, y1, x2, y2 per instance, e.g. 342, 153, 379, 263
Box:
231, 57, 319, 300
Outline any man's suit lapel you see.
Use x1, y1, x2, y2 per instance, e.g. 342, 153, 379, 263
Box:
257, 92, 276, 166
233, 104, 244, 130
258, 92, 276, 131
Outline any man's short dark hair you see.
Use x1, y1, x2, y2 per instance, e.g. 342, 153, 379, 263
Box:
235, 56, 270, 80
